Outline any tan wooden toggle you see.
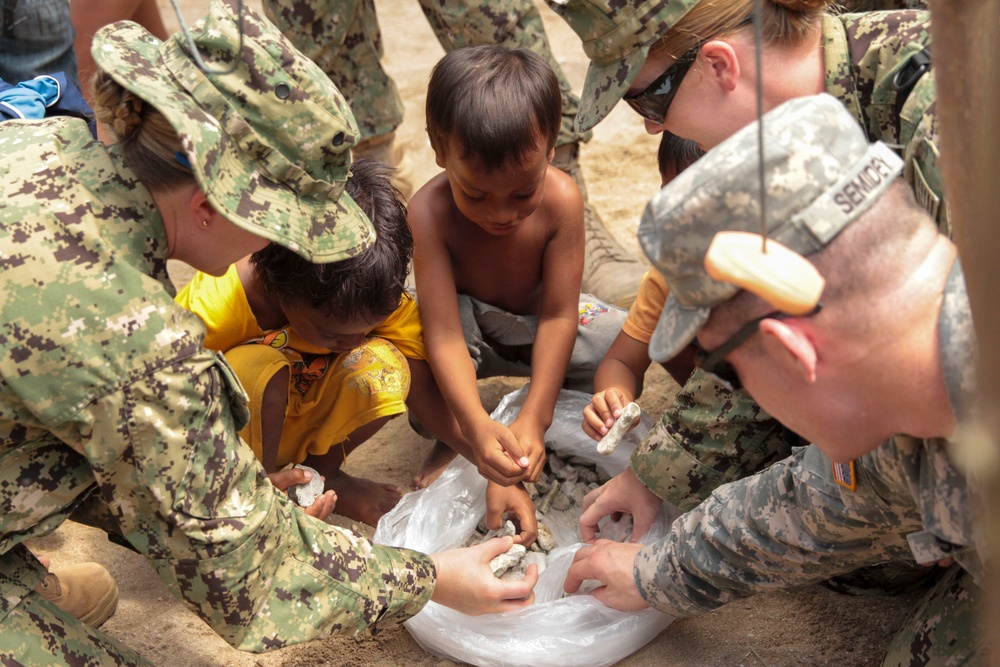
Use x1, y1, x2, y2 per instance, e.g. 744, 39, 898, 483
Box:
704, 231, 824, 315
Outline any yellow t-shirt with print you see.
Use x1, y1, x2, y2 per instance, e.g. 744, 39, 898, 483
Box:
176, 264, 426, 359
176, 266, 423, 466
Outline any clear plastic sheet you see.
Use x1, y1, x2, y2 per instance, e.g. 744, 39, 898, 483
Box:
374, 387, 678, 667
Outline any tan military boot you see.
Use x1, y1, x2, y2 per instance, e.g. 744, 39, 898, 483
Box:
551, 143, 647, 309
353, 130, 415, 201
35, 562, 120, 628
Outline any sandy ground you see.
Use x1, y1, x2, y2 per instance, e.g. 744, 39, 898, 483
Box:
25, 1, 918, 665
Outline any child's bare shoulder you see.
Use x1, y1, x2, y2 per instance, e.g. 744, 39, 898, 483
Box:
408, 172, 455, 233
536, 166, 584, 233
540, 166, 582, 213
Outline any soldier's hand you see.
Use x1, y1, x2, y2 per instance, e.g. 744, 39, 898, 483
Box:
431, 537, 538, 615
563, 540, 648, 612
579, 468, 662, 543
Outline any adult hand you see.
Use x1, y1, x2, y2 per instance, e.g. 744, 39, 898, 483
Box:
563, 540, 649, 612
268, 468, 337, 521
579, 468, 662, 543
431, 537, 538, 615
583, 387, 633, 441
467, 418, 530, 486
485, 481, 538, 546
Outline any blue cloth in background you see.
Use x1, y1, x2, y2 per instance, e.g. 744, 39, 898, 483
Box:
0, 72, 96, 138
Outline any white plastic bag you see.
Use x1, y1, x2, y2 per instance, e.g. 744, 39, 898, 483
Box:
374, 387, 678, 667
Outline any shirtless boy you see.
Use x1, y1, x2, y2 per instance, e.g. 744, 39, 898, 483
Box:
409, 45, 626, 516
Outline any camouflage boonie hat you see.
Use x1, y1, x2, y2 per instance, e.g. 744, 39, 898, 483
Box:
638, 93, 904, 362
545, 0, 699, 132
92, 0, 374, 263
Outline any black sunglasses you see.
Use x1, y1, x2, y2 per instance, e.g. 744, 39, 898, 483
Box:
696, 303, 824, 376
623, 44, 701, 125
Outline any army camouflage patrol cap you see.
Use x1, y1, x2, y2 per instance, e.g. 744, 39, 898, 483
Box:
638, 93, 904, 363
545, 0, 699, 132
92, 0, 374, 263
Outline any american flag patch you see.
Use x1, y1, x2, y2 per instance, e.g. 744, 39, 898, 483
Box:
833, 460, 857, 492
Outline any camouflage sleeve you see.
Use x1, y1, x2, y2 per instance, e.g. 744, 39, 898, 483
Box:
70, 348, 433, 651
837, 0, 926, 9
633, 444, 923, 617
415, 0, 591, 148
261, 0, 403, 140
832, 11, 945, 231
630, 368, 796, 511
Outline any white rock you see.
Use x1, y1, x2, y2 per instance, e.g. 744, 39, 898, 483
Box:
597, 402, 641, 455
282, 463, 325, 507
490, 544, 527, 577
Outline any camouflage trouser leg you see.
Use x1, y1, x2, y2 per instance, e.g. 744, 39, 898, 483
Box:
882, 564, 982, 666
261, 0, 404, 141
416, 0, 590, 149
0, 591, 152, 667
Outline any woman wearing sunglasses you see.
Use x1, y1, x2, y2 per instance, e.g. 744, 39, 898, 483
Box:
548, 0, 942, 229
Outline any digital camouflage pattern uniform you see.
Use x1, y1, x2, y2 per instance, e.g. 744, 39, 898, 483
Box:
632, 94, 981, 664
838, 0, 927, 9
632, 9, 944, 512
635, 266, 981, 664
0, 2, 435, 664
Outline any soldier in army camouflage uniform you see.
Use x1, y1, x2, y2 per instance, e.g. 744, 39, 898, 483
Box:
260, 0, 650, 308
0, 2, 537, 664
565, 93, 982, 666
546, 0, 941, 522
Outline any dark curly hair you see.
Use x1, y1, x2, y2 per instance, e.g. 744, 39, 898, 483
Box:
250, 158, 412, 321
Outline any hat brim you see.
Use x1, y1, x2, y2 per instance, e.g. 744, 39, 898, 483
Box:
92, 20, 374, 263
575, 45, 649, 133
649, 292, 709, 363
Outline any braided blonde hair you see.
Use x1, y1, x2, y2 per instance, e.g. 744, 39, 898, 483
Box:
91, 69, 195, 191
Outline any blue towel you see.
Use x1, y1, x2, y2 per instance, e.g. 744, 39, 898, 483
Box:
0, 72, 96, 137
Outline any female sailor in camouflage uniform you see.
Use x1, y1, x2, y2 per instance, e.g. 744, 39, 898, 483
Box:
0, 2, 535, 664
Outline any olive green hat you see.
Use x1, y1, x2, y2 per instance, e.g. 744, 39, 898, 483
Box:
545, 0, 700, 132
92, 0, 374, 263
637, 94, 904, 363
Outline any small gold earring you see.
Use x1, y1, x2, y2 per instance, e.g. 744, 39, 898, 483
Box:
201, 220, 209, 227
